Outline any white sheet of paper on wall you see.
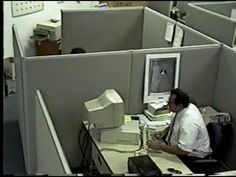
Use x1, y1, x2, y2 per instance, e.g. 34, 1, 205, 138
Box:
231, 9, 236, 20
12, 1, 44, 17
164, 22, 175, 42
172, 26, 184, 47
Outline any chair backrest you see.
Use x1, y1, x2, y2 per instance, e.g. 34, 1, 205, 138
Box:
206, 122, 223, 159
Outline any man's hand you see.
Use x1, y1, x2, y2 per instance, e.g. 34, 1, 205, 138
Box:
151, 131, 164, 140
146, 139, 163, 151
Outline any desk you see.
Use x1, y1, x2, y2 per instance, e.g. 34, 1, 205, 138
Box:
83, 106, 218, 175
83, 117, 192, 175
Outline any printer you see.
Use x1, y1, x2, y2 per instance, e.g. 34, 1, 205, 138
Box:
36, 19, 61, 41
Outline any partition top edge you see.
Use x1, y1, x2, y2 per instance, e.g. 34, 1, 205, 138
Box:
189, 1, 236, 6
188, 3, 236, 23
61, 6, 144, 13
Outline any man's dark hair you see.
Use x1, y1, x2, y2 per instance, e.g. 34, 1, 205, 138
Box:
171, 88, 190, 107
70, 47, 86, 54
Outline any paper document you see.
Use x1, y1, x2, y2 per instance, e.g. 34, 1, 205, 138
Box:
146, 120, 170, 127
173, 26, 184, 47
231, 9, 236, 20
164, 22, 175, 42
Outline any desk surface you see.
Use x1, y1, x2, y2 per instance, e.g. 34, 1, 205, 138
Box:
84, 118, 193, 175
84, 106, 218, 175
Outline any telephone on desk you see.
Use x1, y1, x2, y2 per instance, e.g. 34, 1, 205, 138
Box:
210, 112, 231, 124
200, 107, 231, 125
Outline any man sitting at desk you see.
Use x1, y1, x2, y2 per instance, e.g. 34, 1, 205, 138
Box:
146, 88, 212, 171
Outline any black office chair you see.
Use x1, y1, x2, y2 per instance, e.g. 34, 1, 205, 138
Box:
192, 122, 230, 175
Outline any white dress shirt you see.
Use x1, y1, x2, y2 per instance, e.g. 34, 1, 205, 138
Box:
165, 103, 212, 158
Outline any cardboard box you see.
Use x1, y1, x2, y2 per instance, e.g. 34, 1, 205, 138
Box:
101, 1, 148, 7
4, 57, 16, 80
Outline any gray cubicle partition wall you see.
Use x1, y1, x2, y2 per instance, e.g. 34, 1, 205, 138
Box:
186, 2, 236, 47
12, 25, 33, 173
22, 51, 132, 169
61, 7, 143, 54
147, 1, 174, 17
213, 45, 236, 170
142, 7, 174, 49
196, 1, 236, 17
128, 44, 221, 114
35, 90, 72, 175
177, 21, 220, 46
142, 7, 219, 49
176, 1, 207, 15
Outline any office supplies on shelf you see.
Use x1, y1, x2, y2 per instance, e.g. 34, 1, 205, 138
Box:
36, 19, 61, 41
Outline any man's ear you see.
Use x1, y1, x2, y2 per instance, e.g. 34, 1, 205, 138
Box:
177, 103, 183, 109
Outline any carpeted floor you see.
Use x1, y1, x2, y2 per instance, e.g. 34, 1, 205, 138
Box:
3, 94, 26, 175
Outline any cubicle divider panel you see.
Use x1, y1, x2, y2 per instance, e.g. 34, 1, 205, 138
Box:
177, 22, 220, 46
12, 25, 31, 173
35, 90, 72, 175
147, 1, 173, 17
22, 51, 132, 169
142, 7, 219, 49
213, 45, 236, 170
61, 7, 143, 54
128, 44, 221, 114
142, 7, 174, 49
186, 3, 236, 47
196, 1, 236, 17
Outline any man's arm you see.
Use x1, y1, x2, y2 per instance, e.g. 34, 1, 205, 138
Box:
147, 140, 189, 155
157, 144, 189, 155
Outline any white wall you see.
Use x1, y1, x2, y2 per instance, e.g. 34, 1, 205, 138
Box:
4, 1, 99, 58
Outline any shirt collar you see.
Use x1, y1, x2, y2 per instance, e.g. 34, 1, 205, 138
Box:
176, 104, 188, 118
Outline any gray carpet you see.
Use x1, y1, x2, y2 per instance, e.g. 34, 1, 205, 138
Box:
3, 94, 26, 175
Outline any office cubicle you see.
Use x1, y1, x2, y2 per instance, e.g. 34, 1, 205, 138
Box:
128, 45, 221, 114
13, 6, 236, 174
62, 7, 219, 54
142, 7, 218, 49
213, 45, 236, 169
186, 1, 236, 48
61, 7, 144, 54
